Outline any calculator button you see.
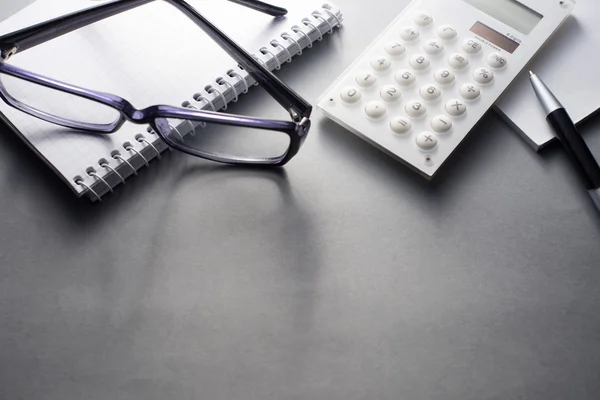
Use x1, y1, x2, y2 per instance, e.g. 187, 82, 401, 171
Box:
413, 11, 433, 27
390, 116, 412, 134
423, 39, 444, 55
462, 38, 482, 54
448, 53, 469, 70
385, 41, 406, 57
459, 83, 480, 100
400, 26, 420, 41
370, 57, 392, 72
409, 54, 430, 71
355, 71, 377, 88
420, 84, 442, 102
487, 52, 507, 69
406, 100, 427, 118
416, 132, 438, 151
445, 98, 467, 116
340, 86, 362, 104
437, 25, 457, 40
473, 67, 494, 84
431, 115, 453, 133
365, 101, 386, 119
434, 68, 455, 85
380, 85, 401, 102
395, 69, 416, 86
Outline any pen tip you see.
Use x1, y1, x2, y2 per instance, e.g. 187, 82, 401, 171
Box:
529, 71, 534, 76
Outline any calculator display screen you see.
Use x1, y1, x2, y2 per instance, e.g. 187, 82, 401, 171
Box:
470, 22, 520, 53
463, 0, 543, 35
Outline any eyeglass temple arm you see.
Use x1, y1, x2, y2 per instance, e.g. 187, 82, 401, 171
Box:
173, 1, 312, 121
0, 0, 310, 120
224, 0, 287, 17
0, 0, 286, 58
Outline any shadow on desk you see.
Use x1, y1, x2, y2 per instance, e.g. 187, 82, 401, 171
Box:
0, 119, 318, 246
0, 118, 175, 225
316, 108, 600, 228
314, 110, 501, 214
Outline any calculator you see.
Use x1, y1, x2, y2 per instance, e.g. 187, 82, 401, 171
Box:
316, 0, 575, 178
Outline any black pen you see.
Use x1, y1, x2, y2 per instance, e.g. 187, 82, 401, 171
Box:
529, 71, 600, 213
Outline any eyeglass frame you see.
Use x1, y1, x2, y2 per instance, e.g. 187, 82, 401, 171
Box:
0, 0, 313, 166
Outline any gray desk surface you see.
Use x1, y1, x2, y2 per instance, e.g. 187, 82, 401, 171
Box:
1, 1, 600, 399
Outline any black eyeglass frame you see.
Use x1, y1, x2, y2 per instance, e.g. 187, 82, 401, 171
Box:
0, 0, 314, 166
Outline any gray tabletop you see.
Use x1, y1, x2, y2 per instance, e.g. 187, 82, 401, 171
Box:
1, 1, 600, 399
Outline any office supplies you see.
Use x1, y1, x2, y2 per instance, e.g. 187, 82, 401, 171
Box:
0, 0, 313, 174
316, 0, 573, 179
0, 0, 343, 201
529, 71, 600, 212
496, 1, 599, 152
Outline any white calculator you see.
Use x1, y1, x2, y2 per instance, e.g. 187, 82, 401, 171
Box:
316, 0, 574, 178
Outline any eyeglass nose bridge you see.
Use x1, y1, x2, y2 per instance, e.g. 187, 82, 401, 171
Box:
119, 101, 148, 124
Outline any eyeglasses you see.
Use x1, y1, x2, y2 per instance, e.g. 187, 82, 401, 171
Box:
0, 0, 312, 166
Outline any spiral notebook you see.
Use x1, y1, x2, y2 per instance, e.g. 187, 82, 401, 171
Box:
0, 0, 343, 201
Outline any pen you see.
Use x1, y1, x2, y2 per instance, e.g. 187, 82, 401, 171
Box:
529, 71, 600, 213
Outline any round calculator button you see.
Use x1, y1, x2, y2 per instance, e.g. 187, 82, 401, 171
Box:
434, 68, 455, 85
355, 71, 377, 88
416, 132, 438, 151
409, 54, 430, 71
459, 83, 480, 100
390, 116, 412, 134
340, 86, 362, 104
462, 38, 482, 54
399, 26, 420, 41
385, 41, 406, 57
448, 53, 469, 70
420, 84, 442, 102
445, 98, 467, 116
487, 52, 507, 69
473, 67, 494, 84
370, 56, 392, 72
431, 115, 453, 133
365, 101, 387, 119
406, 100, 427, 118
380, 85, 401, 102
423, 39, 444, 55
395, 69, 416, 87
412, 11, 433, 27
437, 25, 457, 40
